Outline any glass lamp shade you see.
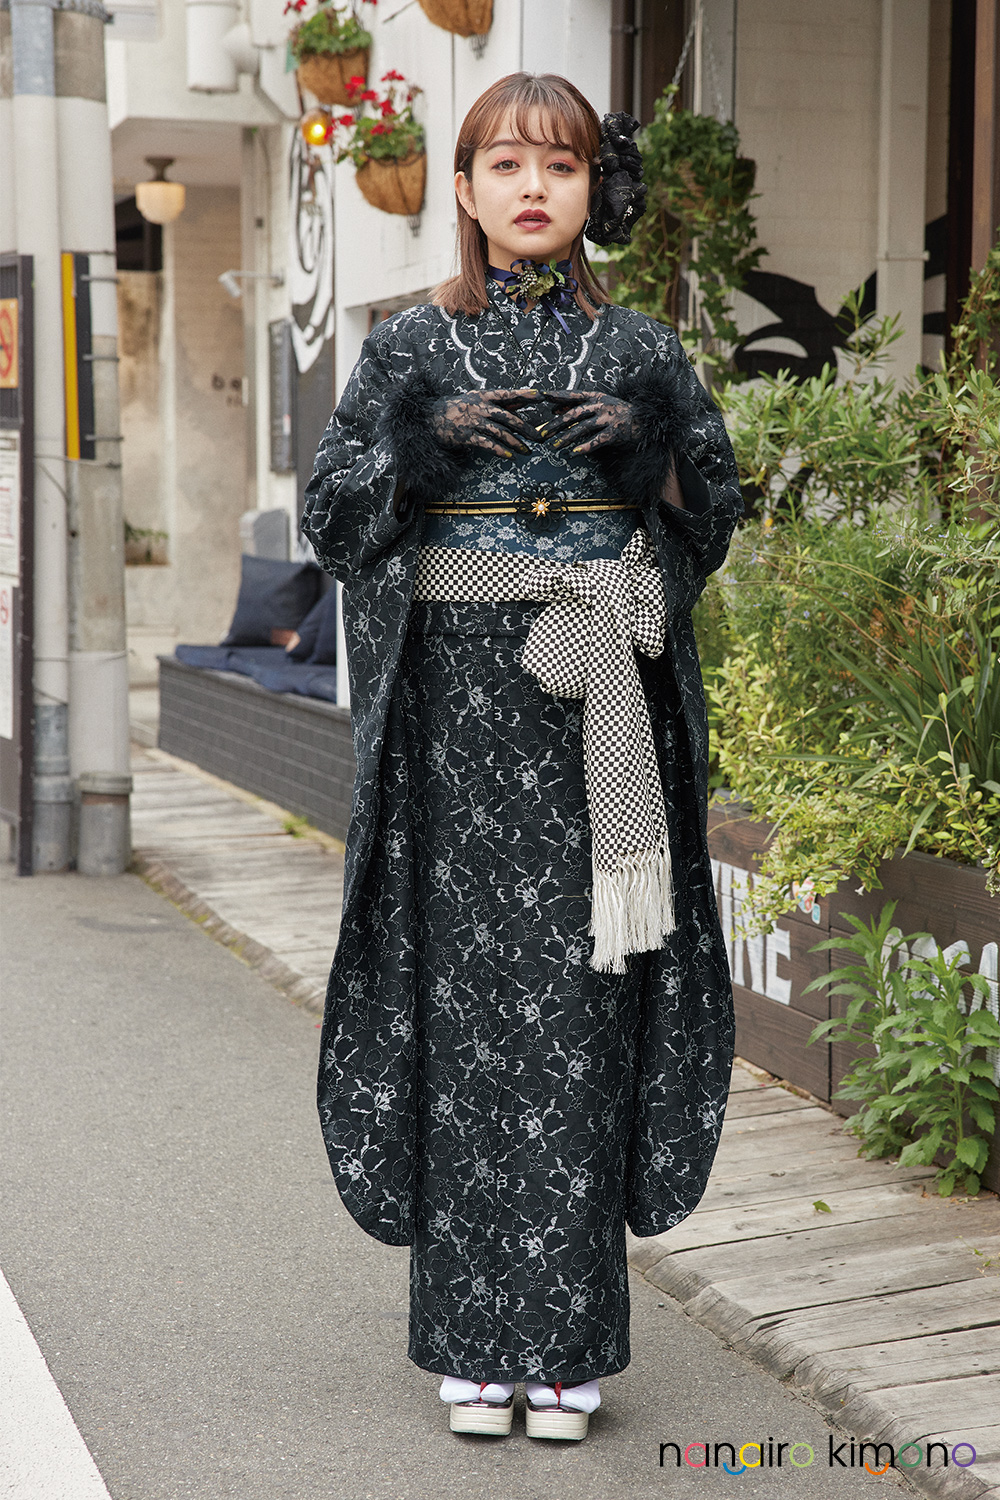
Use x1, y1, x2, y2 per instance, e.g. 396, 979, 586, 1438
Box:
300, 109, 333, 147
136, 179, 186, 225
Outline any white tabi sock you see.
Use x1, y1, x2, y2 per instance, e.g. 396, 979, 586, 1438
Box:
439, 1376, 515, 1405
525, 1379, 601, 1413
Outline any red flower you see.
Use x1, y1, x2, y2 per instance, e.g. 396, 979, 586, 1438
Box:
359, 88, 377, 101
370, 123, 387, 135
337, 113, 354, 126
346, 75, 367, 95
379, 98, 396, 116
381, 69, 405, 81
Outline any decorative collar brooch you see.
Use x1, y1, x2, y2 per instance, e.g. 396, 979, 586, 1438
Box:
489, 258, 579, 334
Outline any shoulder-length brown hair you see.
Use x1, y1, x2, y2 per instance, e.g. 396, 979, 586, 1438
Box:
433, 72, 610, 320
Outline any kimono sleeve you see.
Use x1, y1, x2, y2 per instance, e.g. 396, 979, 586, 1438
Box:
300, 327, 413, 584
603, 315, 744, 583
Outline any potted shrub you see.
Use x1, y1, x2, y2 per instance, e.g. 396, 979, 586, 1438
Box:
333, 72, 426, 216
416, 0, 492, 38
597, 83, 762, 373
286, 0, 375, 107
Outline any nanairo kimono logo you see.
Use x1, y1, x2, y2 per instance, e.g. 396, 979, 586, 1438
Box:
658, 1434, 978, 1474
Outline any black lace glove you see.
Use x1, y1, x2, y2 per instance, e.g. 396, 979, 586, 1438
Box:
428, 388, 540, 458
536, 390, 638, 455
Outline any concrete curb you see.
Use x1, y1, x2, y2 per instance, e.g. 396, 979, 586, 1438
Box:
131, 853, 327, 1017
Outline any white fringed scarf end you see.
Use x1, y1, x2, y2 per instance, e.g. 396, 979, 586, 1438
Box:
589, 836, 675, 974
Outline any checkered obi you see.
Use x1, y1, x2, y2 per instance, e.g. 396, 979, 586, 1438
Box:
412, 527, 674, 974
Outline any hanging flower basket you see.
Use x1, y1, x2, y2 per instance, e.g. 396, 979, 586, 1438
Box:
296, 47, 369, 105
355, 152, 426, 215
287, 1, 374, 103
332, 72, 426, 216
416, 0, 492, 39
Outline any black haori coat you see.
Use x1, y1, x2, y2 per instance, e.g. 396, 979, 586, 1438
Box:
302, 283, 743, 1282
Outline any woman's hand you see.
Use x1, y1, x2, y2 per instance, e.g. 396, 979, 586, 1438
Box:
429, 388, 540, 458
536, 390, 638, 455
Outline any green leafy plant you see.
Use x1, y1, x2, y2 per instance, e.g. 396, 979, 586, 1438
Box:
805, 904, 931, 1160
883, 948, 998, 1196
806, 904, 1000, 1195
332, 71, 424, 166
707, 238, 1000, 928
595, 84, 764, 371
287, 0, 374, 59
718, 295, 921, 524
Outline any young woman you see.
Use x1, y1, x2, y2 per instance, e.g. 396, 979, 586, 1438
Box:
302, 72, 742, 1443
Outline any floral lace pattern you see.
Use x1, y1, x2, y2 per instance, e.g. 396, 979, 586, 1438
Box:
300, 280, 743, 1381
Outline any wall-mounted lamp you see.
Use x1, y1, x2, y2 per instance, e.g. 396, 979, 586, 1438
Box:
136, 157, 186, 225
218, 269, 286, 299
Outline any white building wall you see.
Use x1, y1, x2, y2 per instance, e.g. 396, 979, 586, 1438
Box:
734, 0, 883, 317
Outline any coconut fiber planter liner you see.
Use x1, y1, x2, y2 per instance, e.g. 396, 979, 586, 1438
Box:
708, 804, 1000, 1194
355, 153, 426, 215
296, 47, 368, 106
417, 0, 492, 37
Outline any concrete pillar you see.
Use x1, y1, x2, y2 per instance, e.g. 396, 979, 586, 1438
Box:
9, 0, 72, 870
876, 0, 931, 381
57, 6, 131, 871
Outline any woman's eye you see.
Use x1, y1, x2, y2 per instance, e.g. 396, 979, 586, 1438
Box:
549, 161, 575, 173
492, 158, 519, 171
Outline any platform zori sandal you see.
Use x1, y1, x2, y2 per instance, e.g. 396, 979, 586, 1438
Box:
524, 1379, 600, 1441
440, 1378, 515, 1436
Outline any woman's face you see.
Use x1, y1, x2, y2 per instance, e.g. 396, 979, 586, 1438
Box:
455, 108, 592, 272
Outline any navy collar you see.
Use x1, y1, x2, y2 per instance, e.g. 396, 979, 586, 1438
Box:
487, 259, 580, 335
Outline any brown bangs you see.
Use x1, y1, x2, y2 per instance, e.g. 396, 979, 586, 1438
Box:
432, 73, 610, 320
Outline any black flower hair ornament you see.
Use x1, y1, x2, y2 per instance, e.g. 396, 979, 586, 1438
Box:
585, 111, 647, 246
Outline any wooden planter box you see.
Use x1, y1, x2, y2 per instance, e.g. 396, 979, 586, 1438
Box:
708, 803, 1000, 1194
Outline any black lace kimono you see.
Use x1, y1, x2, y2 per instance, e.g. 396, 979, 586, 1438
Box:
301, 279, 743, 1385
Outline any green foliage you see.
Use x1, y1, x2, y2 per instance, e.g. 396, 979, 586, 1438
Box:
719, 296, 926, 522
708, 513, 1000, 929
289, 3, 372, 60
806, 905, 1000, 1196
889, 949, 999, 1196
805, 904, 921, 1159
595, 85, 764, 371
708, 242, 1000, 929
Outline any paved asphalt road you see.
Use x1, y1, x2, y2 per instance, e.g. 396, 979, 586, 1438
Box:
1, 863, 917, 1500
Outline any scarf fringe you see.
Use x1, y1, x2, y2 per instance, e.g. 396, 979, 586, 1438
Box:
589, 839, 675, 974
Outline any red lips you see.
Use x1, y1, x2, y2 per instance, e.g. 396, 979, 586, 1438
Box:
515, 210, 551, 226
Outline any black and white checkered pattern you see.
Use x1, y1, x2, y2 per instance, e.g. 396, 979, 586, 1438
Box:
413, 529, 673, 973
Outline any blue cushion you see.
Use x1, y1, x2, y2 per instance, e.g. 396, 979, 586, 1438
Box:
221, 555, 322, 647
246, 662, 339, 701
175, 645, 288, 672
286, 595, 325, 662
286, 586, 338, 665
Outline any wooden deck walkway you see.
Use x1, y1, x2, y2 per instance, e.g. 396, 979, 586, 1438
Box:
131, 744, 1000, 1500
